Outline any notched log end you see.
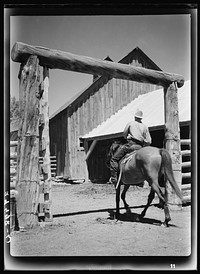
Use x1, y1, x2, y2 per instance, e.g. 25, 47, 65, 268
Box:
11, 42, 19, 61
11, 42, 29, 63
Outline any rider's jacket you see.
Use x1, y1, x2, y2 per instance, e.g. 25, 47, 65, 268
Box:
123, 120, 152, 146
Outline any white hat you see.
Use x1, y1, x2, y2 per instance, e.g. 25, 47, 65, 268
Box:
134, 109, 143, 119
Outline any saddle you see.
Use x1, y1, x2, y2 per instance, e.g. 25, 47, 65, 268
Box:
120, 150, 137, 165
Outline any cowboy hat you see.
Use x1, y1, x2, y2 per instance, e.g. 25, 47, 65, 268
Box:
134, 109, 143, 119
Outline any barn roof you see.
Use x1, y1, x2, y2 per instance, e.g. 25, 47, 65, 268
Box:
50, 47, 162, 119
81, 80, 191, 141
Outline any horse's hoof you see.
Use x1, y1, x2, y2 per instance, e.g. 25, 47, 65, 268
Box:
140, 212, 145, 219
162, 220, 170, 227
156, 203, 164, 209
126, 208, 132, 215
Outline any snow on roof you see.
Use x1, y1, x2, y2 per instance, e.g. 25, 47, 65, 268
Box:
81, 80, 191, 140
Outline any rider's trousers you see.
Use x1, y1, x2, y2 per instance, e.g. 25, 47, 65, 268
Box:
110, 140, 142, 176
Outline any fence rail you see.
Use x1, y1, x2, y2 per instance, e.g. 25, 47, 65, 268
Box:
10, 141, 57, 227
10, 142, 57, 179
181, 139, 191, 204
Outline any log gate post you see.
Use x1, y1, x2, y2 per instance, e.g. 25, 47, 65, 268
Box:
38, 67, 52, 221
16, 55, 41, 228
164, 83, 182, 210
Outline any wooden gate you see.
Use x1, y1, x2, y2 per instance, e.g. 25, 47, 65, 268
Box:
10, 41, 185, 228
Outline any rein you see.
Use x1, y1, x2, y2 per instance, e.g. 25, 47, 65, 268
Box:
115, 168, 122, 190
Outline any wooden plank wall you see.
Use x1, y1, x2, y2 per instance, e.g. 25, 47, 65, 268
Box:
49, 110, 68, 177
50, 54, 161, 179
67, 76, 160, 179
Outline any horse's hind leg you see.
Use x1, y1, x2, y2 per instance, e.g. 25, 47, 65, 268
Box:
140, 187, 155, 218
121, 184, 131, 214
162, 186, 171, 227
151, 180, 165, 204
150, 178, 171, 226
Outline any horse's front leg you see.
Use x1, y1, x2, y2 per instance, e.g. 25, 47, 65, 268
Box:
115, 182, 121, 219
121, 184, 131, 214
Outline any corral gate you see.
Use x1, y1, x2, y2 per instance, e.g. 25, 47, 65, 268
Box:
11, 41, 185, 228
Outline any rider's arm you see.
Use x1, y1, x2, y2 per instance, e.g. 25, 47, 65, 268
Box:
123, 122, 130, 139
143, 127, 152, 146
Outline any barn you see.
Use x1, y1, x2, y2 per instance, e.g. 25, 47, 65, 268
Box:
81, 80, 191, 184
49, 47, 163, 181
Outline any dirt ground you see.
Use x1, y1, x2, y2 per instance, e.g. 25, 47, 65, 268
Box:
9, 180, 192, 268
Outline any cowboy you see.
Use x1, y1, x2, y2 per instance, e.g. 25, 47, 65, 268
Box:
109, 109, 152, 184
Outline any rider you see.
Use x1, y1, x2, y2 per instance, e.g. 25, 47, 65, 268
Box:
109, 109, 152, 185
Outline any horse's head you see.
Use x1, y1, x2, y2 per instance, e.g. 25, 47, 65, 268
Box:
105, 140, 123, 168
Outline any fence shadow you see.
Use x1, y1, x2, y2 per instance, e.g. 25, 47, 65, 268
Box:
53, 203, 178, 227
53, 203, 148, 218
53, 203, 163, 219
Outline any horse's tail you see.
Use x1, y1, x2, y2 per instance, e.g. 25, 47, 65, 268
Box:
160, 148, 183, 200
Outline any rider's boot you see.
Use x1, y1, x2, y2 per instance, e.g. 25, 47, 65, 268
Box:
109, 170, 118, 185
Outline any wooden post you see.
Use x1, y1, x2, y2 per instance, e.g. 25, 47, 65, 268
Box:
84, 140, 89, 183
164, 83, 182, 210
85, 140, 97, 161
39, 67, 53, 221
16, 55, 40, 228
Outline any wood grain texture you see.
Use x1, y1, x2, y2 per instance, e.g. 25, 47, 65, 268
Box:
164, 83, 182, 208
39, 67, 52, 221
11, 42, 184, 88
16, 55, 40, 228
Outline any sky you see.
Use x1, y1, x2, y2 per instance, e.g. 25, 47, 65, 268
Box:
9, 14, 191, 116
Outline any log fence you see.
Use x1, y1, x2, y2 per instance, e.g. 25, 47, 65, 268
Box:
181, 139, 191, 204
10, 141, 57, 227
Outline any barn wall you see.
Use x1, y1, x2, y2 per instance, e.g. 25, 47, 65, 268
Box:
49, 110, 68, 177
49, 51, 162, 179
67, 77, 160, 180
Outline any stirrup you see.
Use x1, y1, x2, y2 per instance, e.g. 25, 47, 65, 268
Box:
108, 177, 117, 184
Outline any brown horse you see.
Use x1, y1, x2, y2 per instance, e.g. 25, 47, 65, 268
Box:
107, 143, 183, 227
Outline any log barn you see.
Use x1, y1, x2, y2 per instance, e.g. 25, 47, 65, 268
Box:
49, 47, 163, 181
81, 80, 191, 184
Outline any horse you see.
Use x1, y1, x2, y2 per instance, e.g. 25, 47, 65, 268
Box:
107, 142, 183, 227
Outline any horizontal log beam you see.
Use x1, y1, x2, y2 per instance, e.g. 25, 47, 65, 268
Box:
180, 139, 191, 145
181, 184, 191, 191
181, 161, 191, 168
10, 141, 18, 147
39, 156, 56, 160
10, 155, 18, 160
182, 195, 191, 204
181, 150, 191, 157
11, 42, 184, 88
182, 172, 191, 179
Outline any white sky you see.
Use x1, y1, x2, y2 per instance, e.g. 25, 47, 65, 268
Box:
9, 14, 191, 116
